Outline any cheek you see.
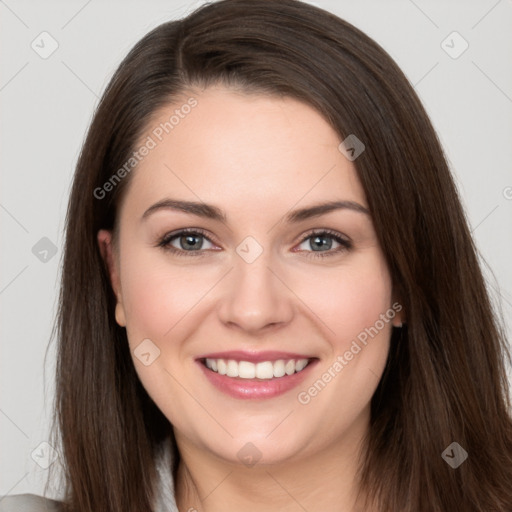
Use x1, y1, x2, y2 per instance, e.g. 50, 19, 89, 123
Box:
117, 250, 209, 424
119, 244, 394, 355
120, 252, 212, 342
294, 253, 394, 427
299, 253, 393, 348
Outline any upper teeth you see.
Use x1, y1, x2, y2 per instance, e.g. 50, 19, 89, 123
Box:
205, 358, 309, 379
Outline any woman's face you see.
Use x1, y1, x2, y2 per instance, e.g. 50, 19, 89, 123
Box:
98, 86, 402, 466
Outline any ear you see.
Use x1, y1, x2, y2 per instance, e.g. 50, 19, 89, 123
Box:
390, 298, 406, 328
97, 229, 126, 327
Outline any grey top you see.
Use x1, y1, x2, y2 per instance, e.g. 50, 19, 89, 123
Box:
0, 437, 179, 512
0, 494, 62, 512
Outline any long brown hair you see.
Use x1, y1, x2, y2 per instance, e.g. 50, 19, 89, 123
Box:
51, 1, 512, 510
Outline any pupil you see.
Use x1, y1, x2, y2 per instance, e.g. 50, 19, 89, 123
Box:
181, 234, 202, 250
312, 235, 331, 251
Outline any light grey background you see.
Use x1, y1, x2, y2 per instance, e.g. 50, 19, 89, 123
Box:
1, 0, 511, 500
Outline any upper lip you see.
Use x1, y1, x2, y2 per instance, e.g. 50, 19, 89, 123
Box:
196, 350, 315, 363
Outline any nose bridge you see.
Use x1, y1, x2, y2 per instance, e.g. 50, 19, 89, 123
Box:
217, 240, 294, 331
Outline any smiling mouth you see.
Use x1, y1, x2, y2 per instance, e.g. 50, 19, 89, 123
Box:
201, 357, 314, 380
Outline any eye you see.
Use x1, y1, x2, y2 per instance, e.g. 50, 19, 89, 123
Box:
295, 229, 352, 258
157, 228, 352, 259
157, 228, 217, 256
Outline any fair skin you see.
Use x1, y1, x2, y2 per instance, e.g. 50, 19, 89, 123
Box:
98, 86, 402, 512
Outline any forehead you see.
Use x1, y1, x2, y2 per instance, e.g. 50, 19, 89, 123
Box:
122, 86, 366, 216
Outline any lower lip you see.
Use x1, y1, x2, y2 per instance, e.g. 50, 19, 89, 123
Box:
197, 359, 318, 400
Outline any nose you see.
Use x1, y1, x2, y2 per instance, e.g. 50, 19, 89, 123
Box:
217, 250, 294, 334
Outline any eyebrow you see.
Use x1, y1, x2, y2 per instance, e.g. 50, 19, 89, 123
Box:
141, 198, 370, 223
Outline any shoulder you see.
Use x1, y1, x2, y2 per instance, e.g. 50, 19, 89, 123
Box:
0, 494, 63, 512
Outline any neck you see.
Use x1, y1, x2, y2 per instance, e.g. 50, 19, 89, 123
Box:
174, 412, 375, 512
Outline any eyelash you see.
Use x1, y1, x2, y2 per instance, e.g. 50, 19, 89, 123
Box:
157, 228, 352, 260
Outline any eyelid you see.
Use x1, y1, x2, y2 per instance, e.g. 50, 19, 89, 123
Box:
296, 228, 351, 245
156, 227, 219, 253
294, 228, 352, 258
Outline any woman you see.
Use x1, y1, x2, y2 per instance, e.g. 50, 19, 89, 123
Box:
2, 0, 511, 510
